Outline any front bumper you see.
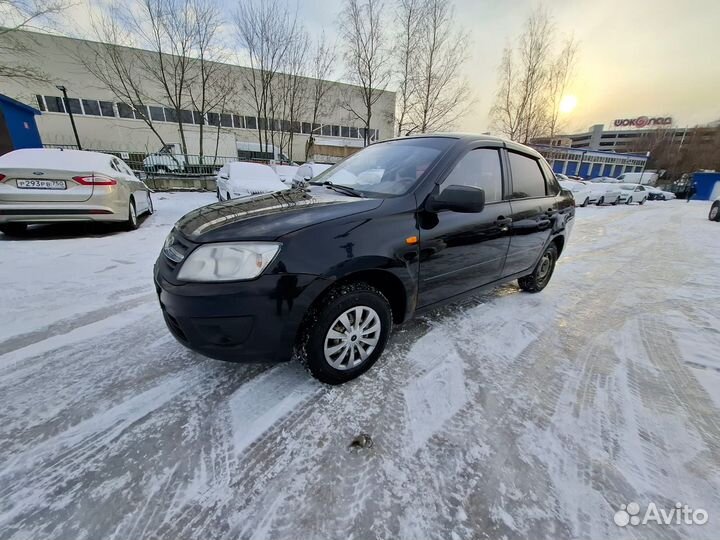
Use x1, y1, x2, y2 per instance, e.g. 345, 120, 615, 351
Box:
154, 263, 331, 363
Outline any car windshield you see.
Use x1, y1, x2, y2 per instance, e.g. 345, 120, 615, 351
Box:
310, 137, 454, 197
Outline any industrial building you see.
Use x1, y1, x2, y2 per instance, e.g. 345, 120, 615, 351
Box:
532, 144, 648, 178
0, 30, 395, 162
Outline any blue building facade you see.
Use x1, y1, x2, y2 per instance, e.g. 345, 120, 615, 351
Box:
0, 94, 42, 156
532, 144, 648, 179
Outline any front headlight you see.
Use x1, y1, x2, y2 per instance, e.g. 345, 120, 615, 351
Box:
177, 242, 281, 282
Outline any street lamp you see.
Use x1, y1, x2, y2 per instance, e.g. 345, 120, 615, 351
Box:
55, 85, 82, 150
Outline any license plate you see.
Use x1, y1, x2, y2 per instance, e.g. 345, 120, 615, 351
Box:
16, 179, 67, 190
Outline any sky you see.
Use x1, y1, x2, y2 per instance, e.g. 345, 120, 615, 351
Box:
62, 0, 720, 135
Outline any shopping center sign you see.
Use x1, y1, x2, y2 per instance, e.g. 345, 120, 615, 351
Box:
613, 116, 673, 128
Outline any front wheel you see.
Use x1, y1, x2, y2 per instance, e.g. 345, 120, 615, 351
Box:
626, 197, 633, 205
581, 197, 590, 207
612, 197, 620, 206
295, 282, 392, 385
709, 202, 720, 222
639, 198, 646, 205
596, 196, 604, 206
518, 244, 558, 293
147, 192, 154, 214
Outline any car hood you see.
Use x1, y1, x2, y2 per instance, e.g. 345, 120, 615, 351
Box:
175, 187, 383, 243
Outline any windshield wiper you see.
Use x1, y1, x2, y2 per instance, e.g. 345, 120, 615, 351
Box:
315, 181, 365, 198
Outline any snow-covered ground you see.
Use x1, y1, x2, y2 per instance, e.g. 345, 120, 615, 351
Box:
1, 195, 719, 540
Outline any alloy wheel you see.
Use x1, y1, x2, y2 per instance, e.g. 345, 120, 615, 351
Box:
323, 306, 381, 370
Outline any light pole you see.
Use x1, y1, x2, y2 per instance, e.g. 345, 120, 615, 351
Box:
56, 85, 82, 150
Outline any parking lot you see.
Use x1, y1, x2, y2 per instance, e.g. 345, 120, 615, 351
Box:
1, 196, 719, 539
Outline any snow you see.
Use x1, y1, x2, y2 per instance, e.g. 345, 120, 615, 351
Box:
0, 148, 117, 174
1, 197, 720, 539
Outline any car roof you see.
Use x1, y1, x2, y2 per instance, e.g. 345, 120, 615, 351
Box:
0, 148, 116, 172
379, 133, 542, 158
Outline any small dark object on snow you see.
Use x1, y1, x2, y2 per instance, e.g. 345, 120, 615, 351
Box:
349, 433, 373, 449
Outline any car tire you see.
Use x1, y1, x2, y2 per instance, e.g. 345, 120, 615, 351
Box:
612, 197, 620, 205
709, 202, 720, 222
597, 196, 604, 206
217, 188, 222, 201
626, 197, 633, 205
518, 243, 558, 293
295, 282, 393, 385
226, 192, 231, 201
125, 198, 139, 231
581, 197, 589, 207
639, 198, 646, 205
0, 223, 28, 236
147, 192, 154, 214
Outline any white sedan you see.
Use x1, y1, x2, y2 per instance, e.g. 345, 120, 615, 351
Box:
292, 162, 333, 188
216, 162, 289, 201
618, 184, 648, 205
559, 180, 593, 207
584, 182, 623, 206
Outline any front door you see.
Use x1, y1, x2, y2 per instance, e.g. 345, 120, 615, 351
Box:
503, 150, 558, 276
417, 147, 512, 308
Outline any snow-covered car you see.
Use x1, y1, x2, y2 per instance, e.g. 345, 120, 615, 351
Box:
216, 162, 290, 201
709, 198, 720, 222
559, 180, 592, 207
555, 172, 569, 181
272, 164, 299, 184
585, 182, 622, 205
618, 183, 648, 205
0, 148, 153, 235
292, 162, 333, 188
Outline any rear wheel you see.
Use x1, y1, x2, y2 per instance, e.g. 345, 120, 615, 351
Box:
226, 192, 231, 201
612, 196, 620, 205
125, 198, 139, 231
581, 197, 589, 207
295, 282, 392, 385
596, 196, 604, 206
709, 202, 720, 222
0, 223, 28, 236
639, 198, 646, 205
518, 244, 558, 293
626, 197, 633, 205
147, 192, 154, 214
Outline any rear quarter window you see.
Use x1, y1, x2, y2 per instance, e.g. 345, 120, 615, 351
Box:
508, 152, 547, 199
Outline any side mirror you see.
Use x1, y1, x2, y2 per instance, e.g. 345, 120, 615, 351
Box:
426, 185, 485, 213
303, 176, 311, 181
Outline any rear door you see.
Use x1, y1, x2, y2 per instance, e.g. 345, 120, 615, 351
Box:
417, 146, 512, 307
503, 150, 557, 276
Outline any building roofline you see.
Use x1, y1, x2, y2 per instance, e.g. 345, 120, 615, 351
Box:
531, 143, 648, 158
0, 93, 41, 115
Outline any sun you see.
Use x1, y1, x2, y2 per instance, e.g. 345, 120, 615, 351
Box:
559, 95, 578, 114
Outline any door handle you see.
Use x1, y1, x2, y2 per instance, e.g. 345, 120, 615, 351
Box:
495, 216, 512, 232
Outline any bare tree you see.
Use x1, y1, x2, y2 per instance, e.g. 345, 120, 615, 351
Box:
234, 0, 297, 156
490, 7, 558, 143
546, 36, 578, 138
0, 0, 70, 81
77, 4, 170, 148
339, 0, 390, 146
405, 0, 470, 134
392, 0, 423, 136
275, 29, 309, 161
305, 31, 336, 159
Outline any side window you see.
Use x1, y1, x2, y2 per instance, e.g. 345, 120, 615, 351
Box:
508, 152, 547, 199
440, 148, 502, 203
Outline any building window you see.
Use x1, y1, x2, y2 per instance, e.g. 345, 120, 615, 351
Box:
149, 106, 165, 122
302, 122, 312, 134
349, 126, 358, 138
164, 108, 178, 123
332, 125, 340, 137
341, 126, 350, 138
207, 112, 220, 126
312, 123, 321, 134
82, 99, 101, 116
99, 101, 115, 117
245, 116, 257, 130
233, 114, 244, 129
65, 98, 82, 115
220, 113, 232, 127
321, 124, 332, 136
45, 96, 64, 113
192, 111, 204, 125
117, 102, 134, 118
35, 95, 46, 112
180, 110, 193, 124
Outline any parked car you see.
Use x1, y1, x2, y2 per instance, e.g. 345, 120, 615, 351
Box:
585, 182, 623, 205
555, 173, 570, 181
618, 184, 648, 204
216, 162, 289, 201
559, 179, 592, 207
292, 162, 333, 188
642, 185, 673, 201
155, 134, 575, 384
0, 148, 153, 234
617, 171, 659, 185
709, 197, 720, 222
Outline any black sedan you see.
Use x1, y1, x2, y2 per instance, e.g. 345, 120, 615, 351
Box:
154, 134, 575, 384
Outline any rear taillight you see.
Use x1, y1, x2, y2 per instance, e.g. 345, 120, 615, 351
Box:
0, 174, 6, 182
72, 174, 117, 186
